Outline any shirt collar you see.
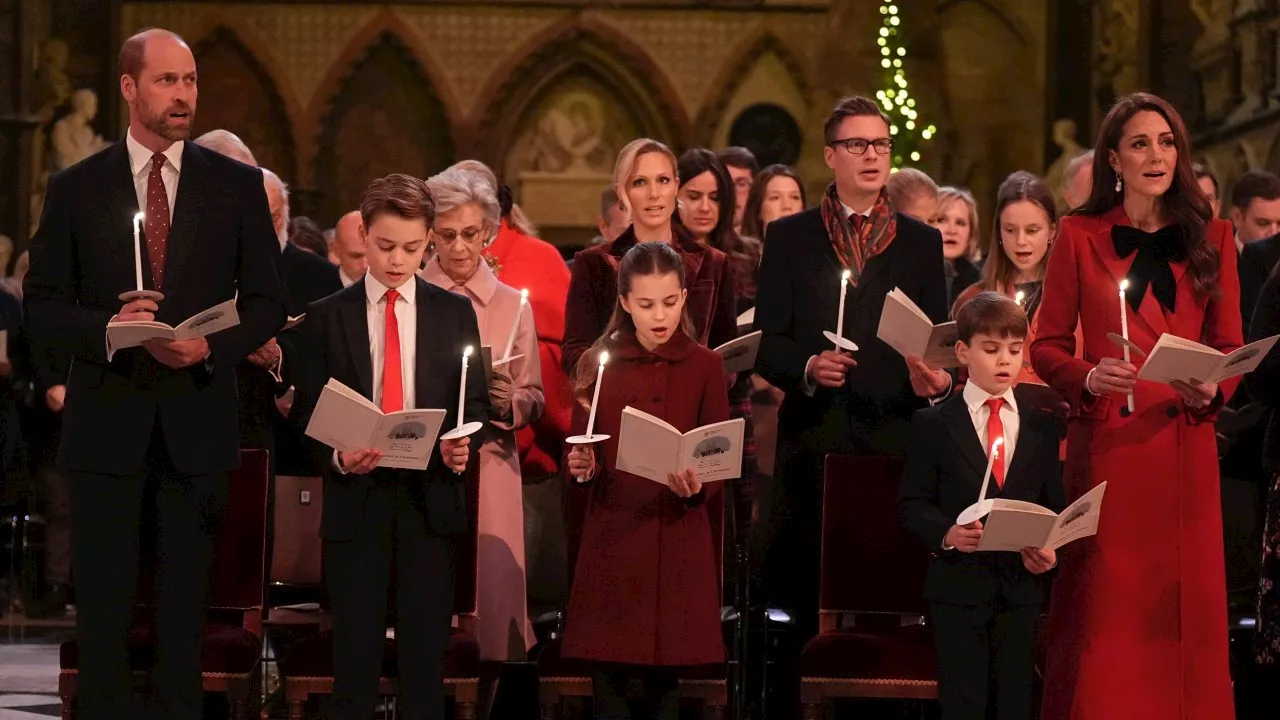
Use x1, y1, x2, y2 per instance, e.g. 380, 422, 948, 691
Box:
841, 202, 871, 219
125, 127, 184, 179
419, 254, 498, 305
962, 380, 1018, 416
363, 273, 417, 306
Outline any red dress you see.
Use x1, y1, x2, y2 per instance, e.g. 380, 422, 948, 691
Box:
561, 330, 728, 666
1030, 206, 1240, 720
483, 220, 573, 478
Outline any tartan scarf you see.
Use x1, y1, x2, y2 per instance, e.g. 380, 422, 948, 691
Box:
819, 184, 898, 285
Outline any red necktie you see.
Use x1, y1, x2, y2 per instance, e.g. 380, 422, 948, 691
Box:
146, 153, 171, 290
984, 397, 1005, 488
850, 213, 865, 235
381, 289, 403, 413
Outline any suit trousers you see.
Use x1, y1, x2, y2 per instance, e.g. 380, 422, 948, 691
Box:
67, 425, 228, 720
325, 480, 455, 720
591, 664, 678, 720
931, 598, 1040, 720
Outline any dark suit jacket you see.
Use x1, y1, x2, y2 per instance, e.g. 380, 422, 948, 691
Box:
755, 208, 948, 460
898, 395, 1065, 606
23, 141, 285, 476
1246, 269, 1280, 473
291, 276, 489, 541
236, 242, 342, 468
561, 224, 738, 376
1240, 234, 1280, 328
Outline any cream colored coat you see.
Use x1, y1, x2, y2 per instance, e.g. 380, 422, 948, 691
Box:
421, 256, 543, 660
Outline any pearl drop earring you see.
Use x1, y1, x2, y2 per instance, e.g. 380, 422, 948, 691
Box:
1114, 174, 1123, 193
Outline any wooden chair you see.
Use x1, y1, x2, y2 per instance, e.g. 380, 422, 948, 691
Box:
265, 474, 329, 630
277, 465, 482, 719
58, 448, 271, 720
798, 455, 937, 720
536, 485, 730, 720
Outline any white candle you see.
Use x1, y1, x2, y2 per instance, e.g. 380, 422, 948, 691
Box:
835, 269, 851, 345
585, 351, 609, 437
502, 289, 528, 360
977, 436, 1004, 505
456, 346, 472, 429
132, 212, 145, 292
1119, 279, 1134, 414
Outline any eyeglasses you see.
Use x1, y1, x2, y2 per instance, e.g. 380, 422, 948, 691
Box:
433, 226, 489, 245
829, 137, 893, 156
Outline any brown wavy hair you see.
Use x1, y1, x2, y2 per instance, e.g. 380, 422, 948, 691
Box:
1078, 92, 1218, 299
572, 241, 695, 407
978, 171, 1058, 293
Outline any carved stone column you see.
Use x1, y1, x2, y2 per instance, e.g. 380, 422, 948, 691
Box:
1191, 0, 1239, 124
0, 0, 47, 252
1092, 0, 1144, 124
1228, 0, 1276, 123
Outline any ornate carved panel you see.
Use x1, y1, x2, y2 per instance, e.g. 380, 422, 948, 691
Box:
192, 28, 297, 180
312, 33, 454, 226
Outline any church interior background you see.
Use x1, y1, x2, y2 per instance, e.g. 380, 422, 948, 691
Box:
0, 0, 1277, 717
0, 0, 1271, 255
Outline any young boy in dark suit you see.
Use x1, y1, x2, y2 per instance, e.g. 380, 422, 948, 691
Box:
899, 291, 1064, 720
292, 174, 489, 720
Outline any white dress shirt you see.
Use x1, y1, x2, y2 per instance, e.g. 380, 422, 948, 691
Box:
363, 274, 418, 410
961, 381, 1020, 469
339, 268, 360, 288
335, 275, 418, 472
125, 128, 181, 219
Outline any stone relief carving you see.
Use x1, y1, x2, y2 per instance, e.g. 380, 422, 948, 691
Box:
1044, 119, 1086, 208
1094, 0, 1141, 103
527, 91, 611, 175
50, 89, 110, 172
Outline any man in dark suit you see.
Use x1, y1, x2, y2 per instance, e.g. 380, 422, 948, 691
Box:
899, 292, 1063, 720
291, 174, 487, 720
23, 29, 285, 720
1231, 170, 1280, 327
755, 96, 952, 617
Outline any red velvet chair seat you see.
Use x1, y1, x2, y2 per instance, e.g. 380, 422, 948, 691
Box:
799, 624, 936, 680
59, 623, 260, 675
278, 628, 480, 680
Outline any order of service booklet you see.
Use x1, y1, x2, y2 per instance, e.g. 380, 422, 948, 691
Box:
976, 482, 1107, 552
304, 378, 447, 470
1136, 333, 1279, 385
877, 288, 961, 369
106, 298, 240, 350
615, 406, 746, 485
715, 330, 761, 375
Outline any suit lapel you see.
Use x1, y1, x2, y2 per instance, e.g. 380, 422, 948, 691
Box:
941, 397, 987, 478
340, 281, 374, 399
160, 142, 207, 292
1088, 219, 1171, 342
105, 145, 158, 291
413, 278, 436, 409
1000, 416, 1038, 497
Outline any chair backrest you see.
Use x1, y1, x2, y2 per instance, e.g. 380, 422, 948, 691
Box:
819, 455, 928, 616
209, 449, 270, 611
271, 475, 324, 586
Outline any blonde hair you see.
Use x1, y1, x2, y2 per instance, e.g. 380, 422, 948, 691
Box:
885, 167, 938, 210
935, 186, 981, 261
613, 138, 679, 214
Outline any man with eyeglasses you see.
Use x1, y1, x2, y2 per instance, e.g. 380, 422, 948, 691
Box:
754, 95, 951, 675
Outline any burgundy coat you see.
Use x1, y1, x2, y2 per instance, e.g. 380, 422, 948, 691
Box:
561, 224, 738, 377
561, 330, 728, 666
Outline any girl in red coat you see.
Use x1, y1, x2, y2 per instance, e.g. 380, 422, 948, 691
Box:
1030, 92, 1241, 719
563, 240, 729, 720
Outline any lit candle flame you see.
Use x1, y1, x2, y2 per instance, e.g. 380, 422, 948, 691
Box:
599, 350, 609, 366
1015, 291, 1025, 306
1119, 278, 1130, 292
134, 211, 145, 223
520, 288, 529, 300
841, 269, 851, 282
463, 346, 473, 358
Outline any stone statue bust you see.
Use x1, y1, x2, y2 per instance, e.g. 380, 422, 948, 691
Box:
32, 38, 71, 123
50, 89, 109, 171
1045, 118, 1085, 201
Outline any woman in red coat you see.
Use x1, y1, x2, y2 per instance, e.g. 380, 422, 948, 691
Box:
563, 241, 729, 719
1030, 92, 1241, 720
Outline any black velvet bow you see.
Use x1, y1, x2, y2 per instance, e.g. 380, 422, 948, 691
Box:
1111, 224, 1187, 314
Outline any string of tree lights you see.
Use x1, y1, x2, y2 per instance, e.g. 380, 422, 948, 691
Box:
873, 2, 936, 170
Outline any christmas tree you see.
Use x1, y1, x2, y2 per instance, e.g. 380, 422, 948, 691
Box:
872, 2, 936, 169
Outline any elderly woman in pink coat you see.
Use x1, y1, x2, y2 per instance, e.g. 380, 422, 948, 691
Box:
422, 166, 544, 661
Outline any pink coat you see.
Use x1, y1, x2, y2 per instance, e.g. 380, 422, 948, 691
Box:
422, 257, 544, 660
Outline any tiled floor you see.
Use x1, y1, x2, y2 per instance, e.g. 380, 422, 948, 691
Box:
0, 694, 61, 718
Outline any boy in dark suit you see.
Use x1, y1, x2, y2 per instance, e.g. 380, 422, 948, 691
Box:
899, 291, 1064, 720
292, 174, 489, 720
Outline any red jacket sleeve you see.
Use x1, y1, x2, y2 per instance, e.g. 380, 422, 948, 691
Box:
1029, 217, 1108, 418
